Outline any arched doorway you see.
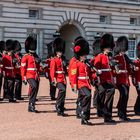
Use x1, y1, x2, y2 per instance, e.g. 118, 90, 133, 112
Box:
59, 24, 83, 61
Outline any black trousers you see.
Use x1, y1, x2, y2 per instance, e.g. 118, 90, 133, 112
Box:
56, 83, 66, 113
117, 84, 129, 118
97, 82, 115, 120
0, 73, 3, 97
76, 92, 84, 116
49, 77, 56, 99
14, 74, 22, 98
93, 85, 99, 108
27, 78, 39, 108
79, 87, 91, 120
134, 86, 140, 113
4, 76, 15, 100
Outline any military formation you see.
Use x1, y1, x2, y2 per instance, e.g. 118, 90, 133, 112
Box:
0, 32, 140, 126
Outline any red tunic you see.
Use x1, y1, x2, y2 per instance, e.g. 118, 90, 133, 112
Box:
114, 54, 130, 86
68, 57, 78, 88
50, 56, 66, 84
21, 54, 40, 81
2, 54, 15, 78
132, 58, 140, 85
14, 53, 22, 76
94, 53, 113, 84
70, 60, 92, 90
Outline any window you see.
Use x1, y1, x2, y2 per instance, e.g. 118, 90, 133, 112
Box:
29, 8, 42, 19
130, 17, 137, 25
100, 15, 107, 23
128, 38, 136, 59
100, 14, 111, 24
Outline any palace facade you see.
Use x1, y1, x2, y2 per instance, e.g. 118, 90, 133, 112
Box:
0, 0, 140, 59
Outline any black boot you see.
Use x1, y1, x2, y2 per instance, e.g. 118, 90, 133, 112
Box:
81, 119, 92, 125
28, 103, 38, 113
104, 118, 116, 124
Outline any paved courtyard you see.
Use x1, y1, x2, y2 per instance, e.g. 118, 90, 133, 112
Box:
0, 77, 140, 140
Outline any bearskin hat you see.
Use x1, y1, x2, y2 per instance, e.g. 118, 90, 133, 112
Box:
53, 37, 65, 55
100, 33, 115, 51
74, 39, 89, 58
114, 36, 128, 55
5, 39, 14, 51
73, 36, 84, 45
13, 40, 21, 52
92, 38, 101, 57
0, 41, 6, 53
136, 41, 140, 58
25, 36, 37, 53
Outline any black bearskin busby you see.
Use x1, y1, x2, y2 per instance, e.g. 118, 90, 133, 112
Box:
73, 36, 84, 45
136, 41, 140, 58
92, 38, 101, 57
114, 36, 128, 55
25, 36, 37, 53
100, 33, 115, 51
53, 37, 65, 55
13, 40, 22, 53
74, 39, 89, 59
0, 41, 6, 53
6, 39, 14, 51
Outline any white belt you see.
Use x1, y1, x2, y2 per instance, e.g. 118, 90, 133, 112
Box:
119, 70, 127, 73
27, 68, 37, 71
5, 67, 14, 70
56, 71, 65, 74
78, 76, 89, 80
100, 69, 111, 72
0, 65, 3, 67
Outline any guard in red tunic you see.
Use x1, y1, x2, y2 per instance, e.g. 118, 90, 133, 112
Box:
44, 54, 56, 100
114, 36, 131, 121
94, 33, 116, 124
13, 40, 24, 100
21, 36, 41, 112
131, 42, 140, 115
2, 40, 16, 102
70, 39, 93, 125
50, 37, 67, 116
68, 37, 86, 119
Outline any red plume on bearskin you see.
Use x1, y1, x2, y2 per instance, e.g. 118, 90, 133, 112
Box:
74, 38, 89, 58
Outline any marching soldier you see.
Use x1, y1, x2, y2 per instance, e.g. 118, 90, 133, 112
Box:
94, 33, 116, 123
68, 36, 85, 119
45, 31, 60, 101
50, 37, 67, 116
44, 54, 56, 100
2, 40, 16, 102
114, 36, 131, 121
21, 36, 41, 112
131, 42, 140, 115
13, 40, 24, 100
70, 39, 92, 125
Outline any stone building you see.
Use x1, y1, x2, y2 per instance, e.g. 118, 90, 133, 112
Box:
0, 0, 140, 60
